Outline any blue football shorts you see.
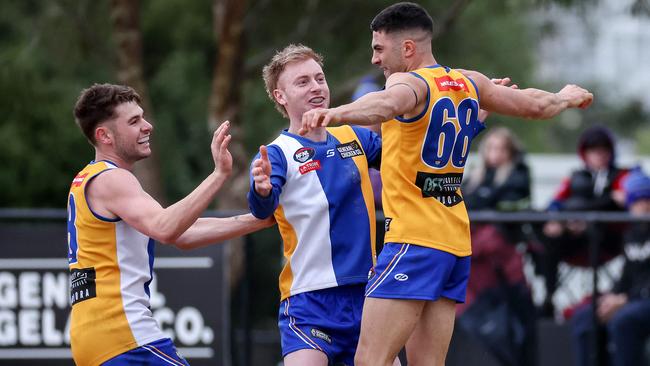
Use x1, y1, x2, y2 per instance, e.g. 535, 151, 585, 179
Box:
278, 283, 366, 365
365, 242, 471, 303
101, 338, 190, 366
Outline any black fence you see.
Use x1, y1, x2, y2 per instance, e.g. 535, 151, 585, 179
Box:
1, 209, 649, 366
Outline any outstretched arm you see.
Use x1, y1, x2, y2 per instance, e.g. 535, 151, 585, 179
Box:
300, 72, 427, 134
461, 70, 593, 119
88, 121, 233, 243
170, 214, 276, 250
471, 76, 519, 122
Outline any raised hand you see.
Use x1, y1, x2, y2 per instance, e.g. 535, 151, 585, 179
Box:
211, 120, 233, 178
252, 145, 272, 197
299, 108, 338, 135
558, 84, 593, 109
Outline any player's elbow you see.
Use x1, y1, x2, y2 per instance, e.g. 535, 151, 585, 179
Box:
172, 241, 194, 251
158, 234, 195, 250
155, 225, 184, 245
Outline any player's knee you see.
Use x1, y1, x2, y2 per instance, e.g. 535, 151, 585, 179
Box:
354, 345, 370, 366
355, 347, 395, 366
406, 347, 446, 366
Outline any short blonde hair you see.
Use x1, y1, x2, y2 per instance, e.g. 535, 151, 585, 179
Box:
262, 44, 324, 118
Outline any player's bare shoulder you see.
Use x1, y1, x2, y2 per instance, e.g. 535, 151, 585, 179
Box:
386, 71, 427, 91
87, 168, 141, 203
385, 72, 428, 113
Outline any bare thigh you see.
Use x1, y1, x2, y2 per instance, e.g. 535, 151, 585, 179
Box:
354, 297, 425, 366
405, 297, 456, 366
284, 349, 328, 366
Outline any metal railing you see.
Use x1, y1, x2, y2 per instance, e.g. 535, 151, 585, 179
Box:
2, 208, 649, 366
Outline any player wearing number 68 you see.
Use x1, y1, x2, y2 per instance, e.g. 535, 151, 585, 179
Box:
299, 3, 593, 366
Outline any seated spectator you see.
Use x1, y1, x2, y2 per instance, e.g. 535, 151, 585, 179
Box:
463, 126, 531, 211
538, 125, 630, 315
571, 169, 650, 366
458, 127, 536, 366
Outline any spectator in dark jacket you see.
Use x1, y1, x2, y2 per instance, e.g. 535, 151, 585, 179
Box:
459, 127, 536, 366
461, 127, 532, 307
463, 126, 531, 212
546, 125, 628, 213
539, 126, 630, 315
571, 169, 650, 366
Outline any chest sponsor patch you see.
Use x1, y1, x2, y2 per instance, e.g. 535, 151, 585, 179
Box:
415, 172, 464, 207
434, 75, 470, 92
70, 267, 97, 306
299, 160, 321, 174
293, 147, 315, 163
71, 173, 88, 188
336, 141, 364, 159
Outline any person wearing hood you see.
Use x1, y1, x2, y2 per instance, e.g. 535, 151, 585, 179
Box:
547, 125, 629, 212
571, 169, 650, 366
539, 125, 631, 316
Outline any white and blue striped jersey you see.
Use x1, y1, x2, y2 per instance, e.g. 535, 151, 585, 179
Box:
248, 126, 381, 300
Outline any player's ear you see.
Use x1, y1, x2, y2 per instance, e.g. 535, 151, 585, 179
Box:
95, 125, 113, 145
403, 39, 416, 58
273, 89, 287, 107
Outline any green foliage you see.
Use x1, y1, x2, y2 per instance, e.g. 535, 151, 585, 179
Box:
2, 0, 648, 208
0, 1, 113, 207
141, 0, 216, 201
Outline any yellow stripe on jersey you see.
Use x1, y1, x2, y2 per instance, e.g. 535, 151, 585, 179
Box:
381, 66, 480, 256
327, 126, 377, 265
276, 204, 299, 300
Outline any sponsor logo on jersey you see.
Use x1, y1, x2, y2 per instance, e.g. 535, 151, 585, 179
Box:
326, 148, 335, 158
394, 273, 409, 281
385, 217, 393, 232
434, 76, 469, 92
293, 147, 316, 163
311, 328, 332, 344
70, 267, 97, 305
71, 173, 89, 188
336, 141, 364, 159
299, 160, 321, 174
415, 172, 464, 207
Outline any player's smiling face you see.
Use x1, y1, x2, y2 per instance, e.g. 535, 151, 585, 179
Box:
371, 31, 404, 78
105, 101, 153, 162
274, 58, 330, 124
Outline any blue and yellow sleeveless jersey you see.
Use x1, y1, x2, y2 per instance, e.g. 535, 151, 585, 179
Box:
381, 65, 482, 257
248, 126, 381, 301
67, 160, 165, 365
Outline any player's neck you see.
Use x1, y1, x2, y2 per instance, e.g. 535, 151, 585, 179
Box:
410, 54, 437, 70
95, 150, 132, 171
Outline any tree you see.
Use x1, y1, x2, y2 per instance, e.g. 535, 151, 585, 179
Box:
109, 0, 165, 202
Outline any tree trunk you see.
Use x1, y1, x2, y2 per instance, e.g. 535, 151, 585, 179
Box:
210, 0, 249, 289
109, 0, 165, 203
